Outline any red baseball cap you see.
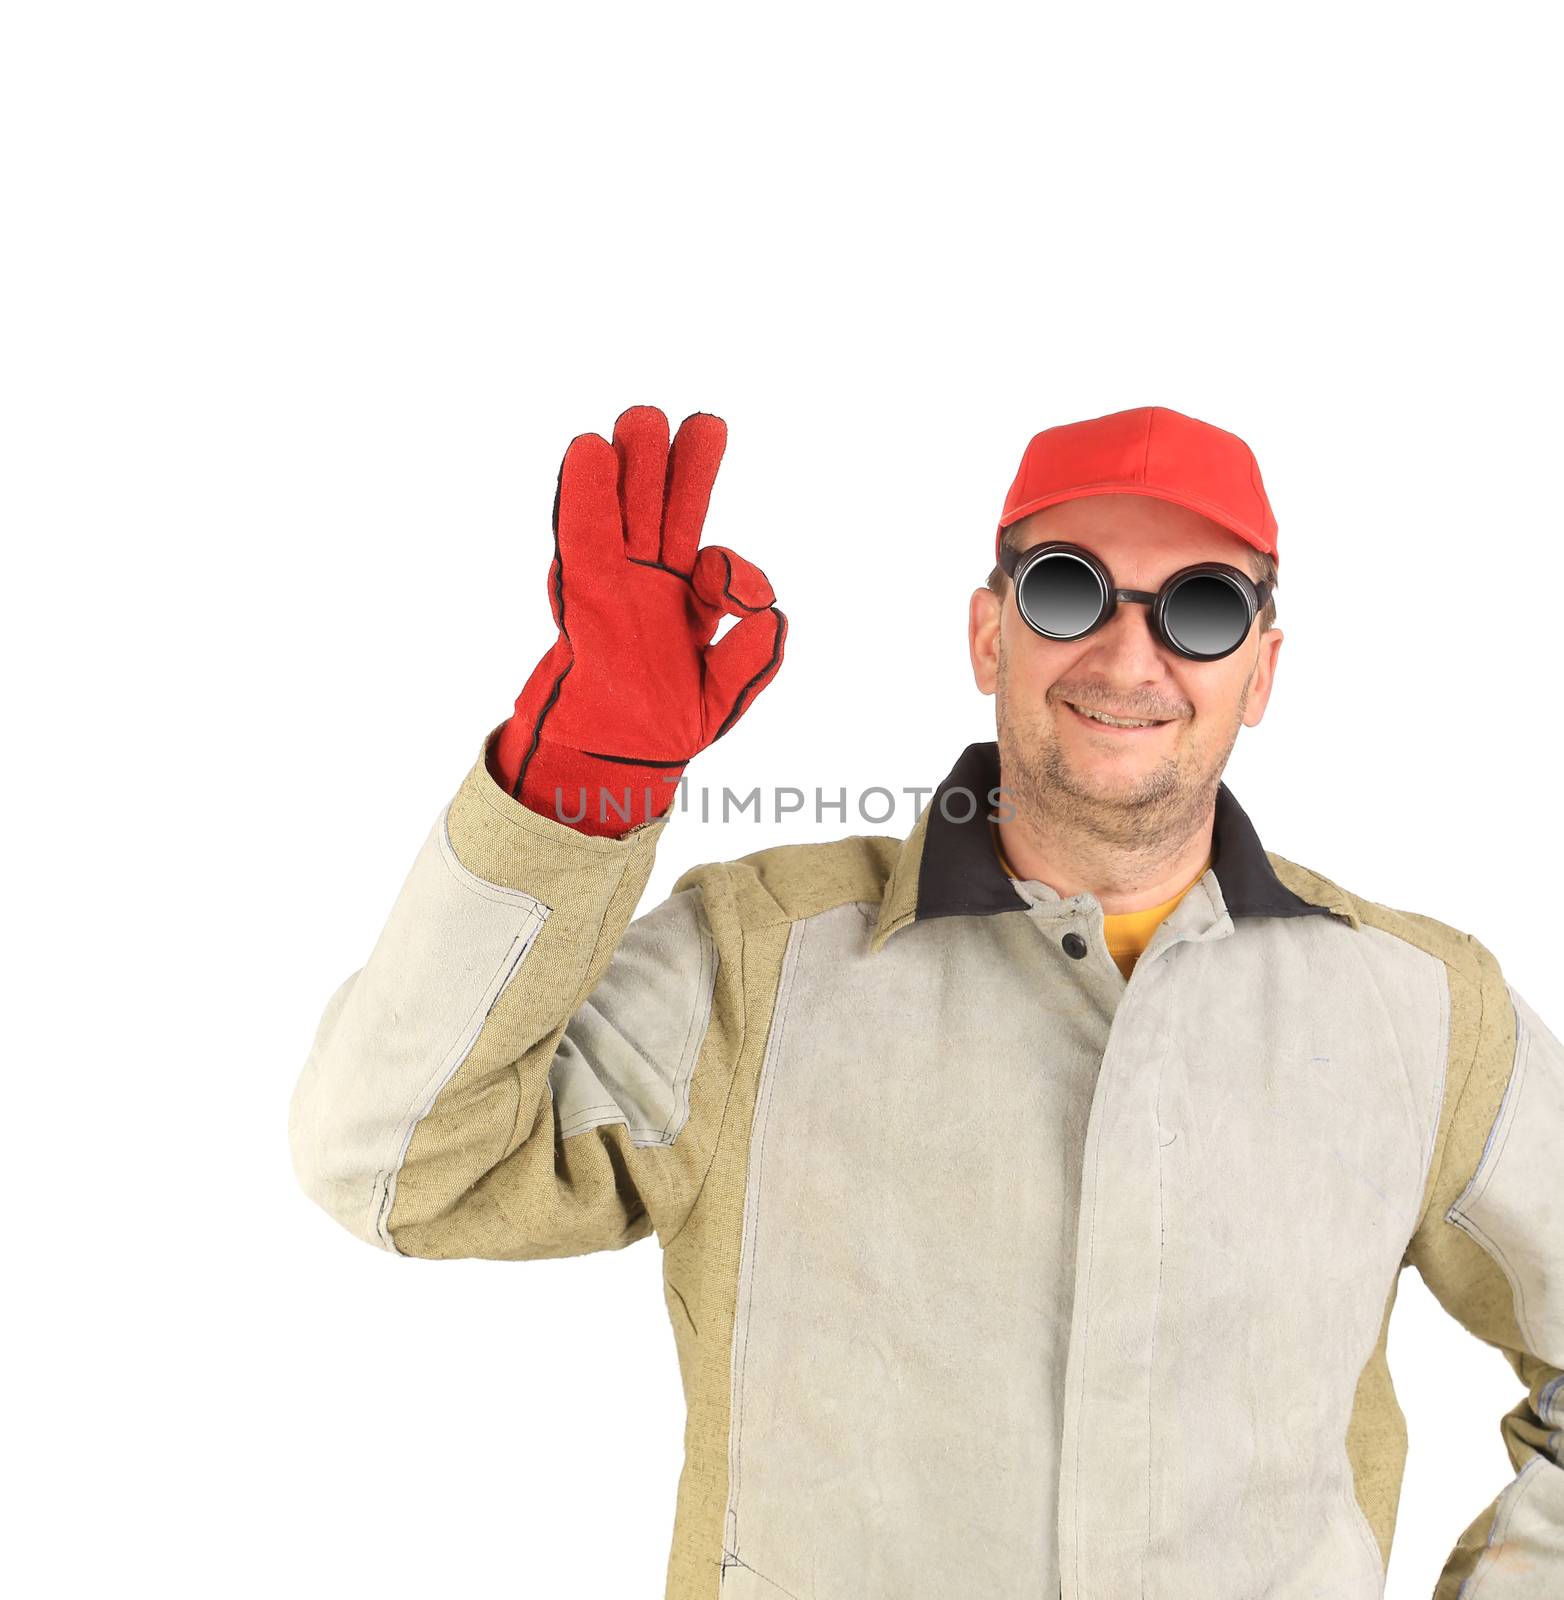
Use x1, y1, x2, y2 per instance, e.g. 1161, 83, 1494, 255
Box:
996, 405, 1280, 566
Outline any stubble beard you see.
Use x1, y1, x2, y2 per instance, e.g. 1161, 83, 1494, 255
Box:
994, 628, 1250, 856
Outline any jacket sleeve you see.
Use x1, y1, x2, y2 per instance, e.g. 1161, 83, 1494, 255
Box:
1404, 939, 1564, 1598
286, 736, 743, 1261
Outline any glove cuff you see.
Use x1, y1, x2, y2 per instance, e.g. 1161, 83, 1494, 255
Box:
495, 725, 686, 839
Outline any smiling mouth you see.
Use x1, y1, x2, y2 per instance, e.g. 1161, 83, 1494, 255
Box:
1063, 699, 1175, 731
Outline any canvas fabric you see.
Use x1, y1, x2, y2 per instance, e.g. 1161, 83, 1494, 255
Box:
288, 734, 1564, 1599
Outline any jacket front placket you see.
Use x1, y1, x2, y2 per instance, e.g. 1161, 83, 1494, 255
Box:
1013, 870, 1238, 1599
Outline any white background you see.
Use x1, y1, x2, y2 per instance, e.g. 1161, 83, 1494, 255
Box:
5, 4, 1560, 1596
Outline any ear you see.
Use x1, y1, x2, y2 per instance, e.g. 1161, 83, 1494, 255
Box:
1240, 626, 1284, 726
970, 586, 1002, 696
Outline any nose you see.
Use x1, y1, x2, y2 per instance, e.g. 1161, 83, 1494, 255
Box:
1080, 594, 1168, 677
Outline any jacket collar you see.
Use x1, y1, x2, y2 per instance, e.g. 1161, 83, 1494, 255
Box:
870, 739, 1358, 953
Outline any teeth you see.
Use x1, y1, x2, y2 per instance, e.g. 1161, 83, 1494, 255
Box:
1071, 702, 1162, 729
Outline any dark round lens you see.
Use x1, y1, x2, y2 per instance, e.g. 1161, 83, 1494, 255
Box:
1162, 572, 1252, 657
1017, 552, 1107, 637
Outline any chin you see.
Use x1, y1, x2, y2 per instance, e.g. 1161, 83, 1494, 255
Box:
1071, 767, 1157, 801
1060, 748, 1182, 804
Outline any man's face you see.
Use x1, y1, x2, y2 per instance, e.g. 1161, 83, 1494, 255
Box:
967, 494, 1284, 844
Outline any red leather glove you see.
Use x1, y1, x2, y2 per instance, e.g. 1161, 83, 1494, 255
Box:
492, 405, 787, 837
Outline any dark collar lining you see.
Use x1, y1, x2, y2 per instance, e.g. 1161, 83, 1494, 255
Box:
915, 740, 1335, 924
914, 742, 1034, 921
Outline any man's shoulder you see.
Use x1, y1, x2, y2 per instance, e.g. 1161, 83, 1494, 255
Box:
1266, 849, 1500, 986
671, 830, 906, 933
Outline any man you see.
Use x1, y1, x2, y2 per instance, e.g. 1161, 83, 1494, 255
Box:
288, 403, 1563, 1598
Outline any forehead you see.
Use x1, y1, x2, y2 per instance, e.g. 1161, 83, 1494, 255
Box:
1008, 493, 1258, 572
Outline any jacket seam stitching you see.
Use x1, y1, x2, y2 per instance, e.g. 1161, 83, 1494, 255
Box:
1461, 1457, 1547, 1599
1409, 942, 1490, 1244
723, 916, 808, 1564
659, 868, 751, 1253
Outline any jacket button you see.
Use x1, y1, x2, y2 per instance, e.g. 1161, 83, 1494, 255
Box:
1062, 931, 1088, 959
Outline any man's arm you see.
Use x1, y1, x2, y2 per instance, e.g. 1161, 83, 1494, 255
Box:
287, 737, 743, 1257
1405, 939, 1564, 1596
288, 404, 784, 1259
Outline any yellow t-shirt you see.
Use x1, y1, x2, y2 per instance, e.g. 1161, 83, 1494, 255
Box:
992, 824, 1212, 979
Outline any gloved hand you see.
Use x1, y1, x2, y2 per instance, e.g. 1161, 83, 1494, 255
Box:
492, 405, 787, 837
